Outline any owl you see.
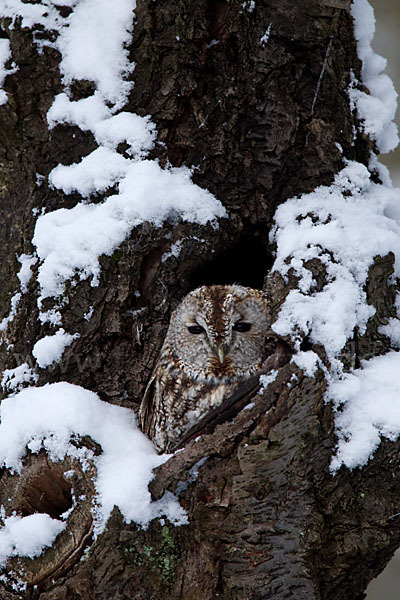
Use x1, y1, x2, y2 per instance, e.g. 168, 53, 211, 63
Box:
139, 284, 272, 453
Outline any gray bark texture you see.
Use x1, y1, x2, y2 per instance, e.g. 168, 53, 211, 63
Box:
0, 0, 399, 598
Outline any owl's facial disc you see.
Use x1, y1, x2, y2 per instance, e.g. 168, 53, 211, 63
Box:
174, 285, 270, 378
185, 319, 228, 365
185, 317, 254, 364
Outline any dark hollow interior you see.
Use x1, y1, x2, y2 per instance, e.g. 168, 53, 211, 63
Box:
190, 232, 273, 290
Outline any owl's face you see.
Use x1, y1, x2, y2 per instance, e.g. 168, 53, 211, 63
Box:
165, 285, 271, 380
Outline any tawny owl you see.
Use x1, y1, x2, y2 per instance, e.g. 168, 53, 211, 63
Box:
139, 284, 272, 453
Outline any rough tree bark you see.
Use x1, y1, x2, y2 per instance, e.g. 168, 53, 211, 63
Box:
0, 0, 398, 599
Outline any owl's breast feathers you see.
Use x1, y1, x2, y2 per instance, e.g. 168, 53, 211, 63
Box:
206, 356, 234, 378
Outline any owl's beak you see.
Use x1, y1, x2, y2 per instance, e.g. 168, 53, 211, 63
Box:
217, 345, 225, 364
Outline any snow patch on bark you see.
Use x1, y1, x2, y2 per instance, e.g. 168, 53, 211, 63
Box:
38, 0, 225, 306
0, 382, 187, 565
291, 351, 321, 377
271, 160, 400, 470
350, 0, 398, 153
32, 329, 80, 368
329, 352, 400, 470
0, 0, 226, 372
1, 364, 38, 394
0, 294, 21, 334
16, 255, 37, 294
34, 161, 224, 300
0, 513, 66, 566
0, 38, 17, 105
272, 161, 400, 362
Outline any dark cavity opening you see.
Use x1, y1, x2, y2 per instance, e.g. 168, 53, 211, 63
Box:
15, 452, 73, 520
190, 232, 273, 290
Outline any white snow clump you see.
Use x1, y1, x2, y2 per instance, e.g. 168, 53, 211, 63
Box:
271, 159, 400, 471
0, 382, 187, 566
349, 0, 398, 153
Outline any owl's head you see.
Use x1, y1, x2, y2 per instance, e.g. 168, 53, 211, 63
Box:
165, 284, 271, 379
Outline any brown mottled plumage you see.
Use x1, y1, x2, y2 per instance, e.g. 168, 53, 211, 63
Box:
139, 285, 271, 453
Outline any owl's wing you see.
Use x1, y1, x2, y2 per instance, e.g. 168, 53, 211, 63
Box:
139, 369, 158, 438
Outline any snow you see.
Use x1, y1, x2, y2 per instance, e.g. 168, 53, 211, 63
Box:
161, 241, 183, 263
174, 457, 209, 495
271, 158, 400, 470
350, 0, 399, 153
17, 254, 37, 294
56, 0, 135, 109
243, 402, 255, 410
378, 296, 400, 348
93, 113, 156, 156
47, 111, 155, 198
242, 1, 255, 13
0, 38, 17, 105
84, 306, 94, 321
329, 352, 400, 471
206, 40, 219, 49
380, 319, 400, 348
38, 307, 62, 327
0, 0, 226, 318
271, 161, 400, 360
258, 370, 278, 393
0, 383, 187, 537
0, 514, 66, 565
260, 24, 272, 46
319, 0, 400, 470
0, 1, 67, 33
0, 6, 226, 511
292, 351, 321, 377
34, 161, 225, 300
0, 293, 21, 333
32, 329, 80, 368
0, 256, 36, 342
49, 147, 130, 198
47, 92, 112, 131
1, 363, 38, 394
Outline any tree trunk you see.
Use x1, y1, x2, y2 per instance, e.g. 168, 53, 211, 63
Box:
0, 0, 398, 598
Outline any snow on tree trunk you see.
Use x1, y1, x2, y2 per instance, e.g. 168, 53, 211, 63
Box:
0, 0, 399, 598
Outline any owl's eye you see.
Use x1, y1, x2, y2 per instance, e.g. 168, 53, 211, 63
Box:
187, 325, 205, 334
233, 322, 252, 332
